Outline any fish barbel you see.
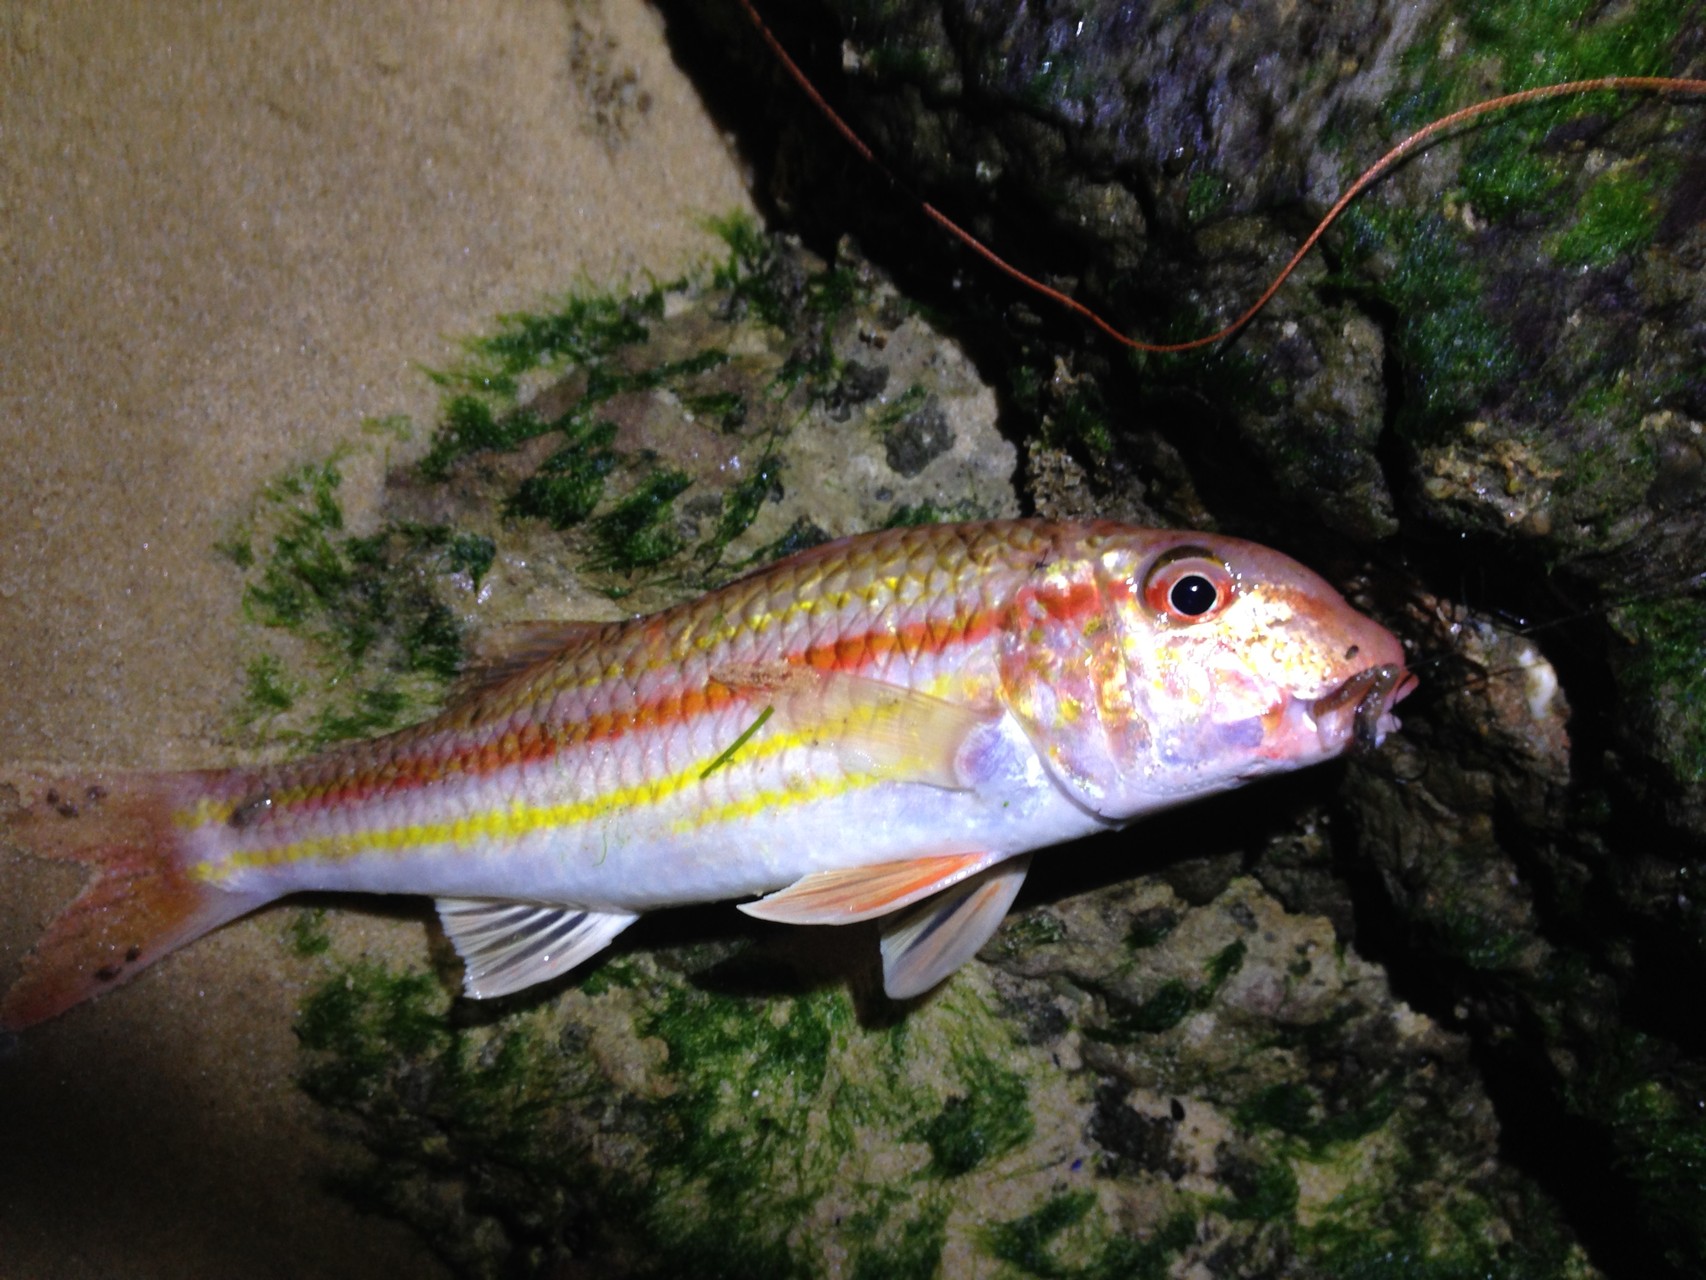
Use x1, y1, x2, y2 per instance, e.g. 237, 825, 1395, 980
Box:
0, 519, 1412, 1028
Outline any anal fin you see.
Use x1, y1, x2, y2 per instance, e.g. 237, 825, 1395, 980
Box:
436, 898, 637, 999
879, 854, 1032, 1000
737, 851, 1002, 925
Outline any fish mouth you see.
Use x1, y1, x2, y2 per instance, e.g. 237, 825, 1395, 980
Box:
1309, 663, 1417, 755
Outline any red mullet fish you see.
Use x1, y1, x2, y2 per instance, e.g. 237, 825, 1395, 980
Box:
0, 520, 1412, 1029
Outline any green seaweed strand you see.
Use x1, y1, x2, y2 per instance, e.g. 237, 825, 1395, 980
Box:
700, 704, 774, 779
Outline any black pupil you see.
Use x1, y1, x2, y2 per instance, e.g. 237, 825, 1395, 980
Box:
1169, 574, 1217, 616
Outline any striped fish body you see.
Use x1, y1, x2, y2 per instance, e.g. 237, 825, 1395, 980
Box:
193, 521, 1080, 908
2, 520, 1412, 1027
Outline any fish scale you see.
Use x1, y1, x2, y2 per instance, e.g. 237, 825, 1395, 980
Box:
1, 519, 1412, 1027
168, 524, 1048, 901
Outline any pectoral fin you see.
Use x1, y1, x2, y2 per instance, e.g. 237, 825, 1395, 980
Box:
436, 898, 638, 999
709, 662, 994, 789
879, 854, 1032, 999
737, 851, 1002, 925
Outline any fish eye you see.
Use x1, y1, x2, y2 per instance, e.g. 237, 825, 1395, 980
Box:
1169, 574, 1217, 616
1141, 549, 1236, 623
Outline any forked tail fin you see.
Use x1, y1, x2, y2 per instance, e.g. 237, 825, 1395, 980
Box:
1, 768, 268, 1031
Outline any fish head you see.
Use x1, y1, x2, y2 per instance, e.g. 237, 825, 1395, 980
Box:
999, 525, 1414, 818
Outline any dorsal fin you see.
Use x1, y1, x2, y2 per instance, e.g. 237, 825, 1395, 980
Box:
452, 620, 610, 699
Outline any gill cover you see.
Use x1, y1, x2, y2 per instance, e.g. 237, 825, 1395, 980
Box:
996, 538, 1247, 817
996, 543, 1132, 816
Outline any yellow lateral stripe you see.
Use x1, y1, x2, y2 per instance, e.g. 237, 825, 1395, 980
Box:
179, 664, 981, 838
190, 720, 867, 882
669, 770, 881, 836
176, 584, 953, 833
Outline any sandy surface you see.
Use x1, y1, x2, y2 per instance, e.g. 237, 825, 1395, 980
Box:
0, 2, 753, 1274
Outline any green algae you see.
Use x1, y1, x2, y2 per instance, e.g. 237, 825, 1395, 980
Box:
427, 288, 659, 416
289, 945, 1076, 1279
1217, 1155, 1299, 1222
1548, 165, 1664, 269
1335, 206, 1514, 439
1235, 1079, 1397, 1155
1125, 906, 1180, 950
911, 1051, 1033, 1177
708, 457, 781, 553
1393, 0, 1681, 167
504, 418, 620, 528
1298, 1192, 1593, 1280
881, 499, 983, 528
1101, 978, 1198, 1037
706, 209, 870, 335
278, 871, 1594, 1279
1185, 171, 1232, 226
232, 460, 488, 671
223, 452, 491, 750
638, 980, 847, 1278
1090, 938, 1246, 1040
1317, 0, 1687, 452
1613, 598, 1706, 784
1010, 366, 1117, 464
705, 210, 792, 330
848, 1201, 949, 1280
680, 388, 747, 432
401, 212, 886, 601
1218, 1081, 1588, 1276
1460, 0, 1680, 92
237, 653, 299, 726
419, 395, 546, 481
993, 911, 1069, 955
586, 468, 695, 572
1604, 1075, 1706, 1266
1433, 899, 1534, 973
987, 1192, 1197, 1280
749, 515, 833, 563
1553, 1030, 1706, 1271
295, 961, 453, 1105
282, 907, 332, 959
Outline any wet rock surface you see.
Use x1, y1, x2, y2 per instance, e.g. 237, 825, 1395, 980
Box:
261, 231, 1593, 1278
204, 3, 1706, 1275
656, 2, 1706, 1276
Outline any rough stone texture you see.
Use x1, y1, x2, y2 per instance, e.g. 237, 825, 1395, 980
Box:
8, 2, 1705, 1276
0, 2, 757, 1277
670, 2, 1706, 1275
286, 871, 1597, 1279
244, 233, 1589, 1279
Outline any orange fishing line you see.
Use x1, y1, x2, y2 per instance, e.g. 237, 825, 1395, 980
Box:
738, 1, 1706, 353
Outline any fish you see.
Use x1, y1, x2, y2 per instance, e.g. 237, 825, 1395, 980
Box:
0, 519, 1413, 1030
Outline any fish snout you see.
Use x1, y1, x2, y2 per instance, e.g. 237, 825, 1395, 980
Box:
1309, 661, 1415, 754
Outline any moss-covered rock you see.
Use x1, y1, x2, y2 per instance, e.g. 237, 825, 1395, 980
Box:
667, 4, 1706, 1273
219, 2, 1706, 1266
288, 872, 1593, 1278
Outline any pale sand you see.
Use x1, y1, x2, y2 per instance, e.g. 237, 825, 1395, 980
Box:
0, 2, 754, 1274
